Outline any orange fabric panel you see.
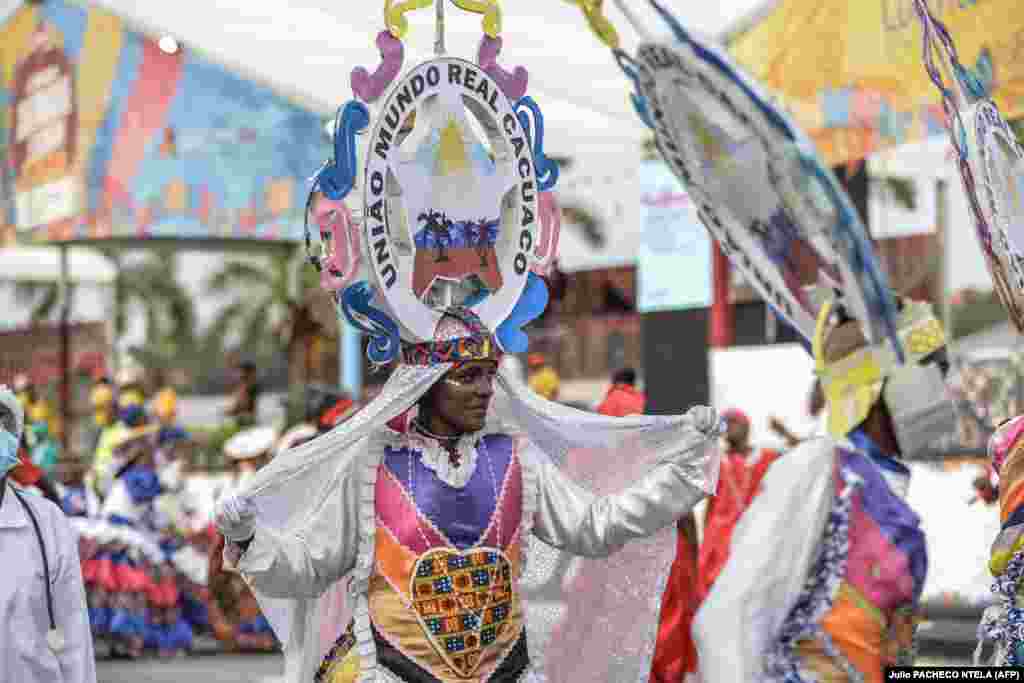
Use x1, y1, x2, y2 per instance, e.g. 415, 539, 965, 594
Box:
373, 524, 419, 602
1001, 478, 1024, 525
798, 581, 888, 683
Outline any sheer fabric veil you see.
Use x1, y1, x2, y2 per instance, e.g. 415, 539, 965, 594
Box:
235, 363, 719, 682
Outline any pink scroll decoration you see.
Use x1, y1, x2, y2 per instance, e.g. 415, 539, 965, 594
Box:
314, 197, 362, 292
478, 35, 528, 101
351, 31, 405, 104
532, 191, 561, 276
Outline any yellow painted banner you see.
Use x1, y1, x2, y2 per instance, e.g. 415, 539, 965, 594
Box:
729, 0, 1024, 164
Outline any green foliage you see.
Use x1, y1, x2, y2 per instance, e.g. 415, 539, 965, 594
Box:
12, 280, 76, 323
203, 250, 297, 362
186, 422, 241, 471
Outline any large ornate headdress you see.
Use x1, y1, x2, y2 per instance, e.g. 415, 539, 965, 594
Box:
563, 0, 906, 357
912, 0, 1024, 334
561, 1, 953, 437
303, 0, 561, 369
812, 296, 946, 438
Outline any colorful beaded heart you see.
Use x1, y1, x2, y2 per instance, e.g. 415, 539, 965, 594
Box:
409, 547, 513, 677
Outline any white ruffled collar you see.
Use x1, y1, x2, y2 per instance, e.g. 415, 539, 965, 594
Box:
387, 425, 484, 489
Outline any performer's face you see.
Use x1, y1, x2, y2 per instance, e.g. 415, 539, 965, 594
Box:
430, 361, 498, 434
725, 417, 749, 450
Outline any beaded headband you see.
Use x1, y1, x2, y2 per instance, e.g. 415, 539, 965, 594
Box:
401, 306, 502, 366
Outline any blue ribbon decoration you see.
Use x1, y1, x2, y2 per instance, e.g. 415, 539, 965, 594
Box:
313, 101, 370, 201
648, 0, 691, 43
797, 152, 905, 364
338, 281, 401, 366
613, 50, 655, 130
496, 272, 550, 353
514, 97, 560, 192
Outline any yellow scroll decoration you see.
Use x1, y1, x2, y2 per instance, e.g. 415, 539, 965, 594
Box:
450, 0, 502, 38
385, 0, 434, 39
564, 0, 620, 50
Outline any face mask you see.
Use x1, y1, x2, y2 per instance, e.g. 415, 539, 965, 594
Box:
882, 361, 957, 459
0, 429, 19, 478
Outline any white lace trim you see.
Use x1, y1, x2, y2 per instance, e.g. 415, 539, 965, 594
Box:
354, 444, 382, 683
384, 428, 486, 489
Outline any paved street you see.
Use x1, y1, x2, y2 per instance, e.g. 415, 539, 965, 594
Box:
94, 628, 976, 682
95, 607, 979, 681
97, 654, 285, 683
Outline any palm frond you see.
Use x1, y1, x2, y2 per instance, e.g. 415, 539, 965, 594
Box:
204, 301, 249, 353
205, 261, 273, 294
242, 306, 273, 350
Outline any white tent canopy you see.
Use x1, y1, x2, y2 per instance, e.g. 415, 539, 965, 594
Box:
0, 0, 767, 271
0, 246, 116, 283
70, 0, 765, 151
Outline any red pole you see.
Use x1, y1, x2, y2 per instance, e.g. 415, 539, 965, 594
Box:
709, 239, 734, 348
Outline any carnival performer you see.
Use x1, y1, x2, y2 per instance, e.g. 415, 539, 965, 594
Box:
596, 367, 646, 417
81, 410, 192, 658
209, 426, 280, 652
217, 426, 278, 501
214, 308, 721, 683
0, 386, 97, 683
696, 407, 782, 601
56, 460, 101, 519
26, 408, 60, 474
87, 377, 117, 455
694, 298, 955, 682
209, 16, 724, 677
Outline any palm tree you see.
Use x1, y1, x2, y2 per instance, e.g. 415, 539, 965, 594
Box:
204, 249, 325, 384
12, 280, 77, 323
97, 248, 199, 385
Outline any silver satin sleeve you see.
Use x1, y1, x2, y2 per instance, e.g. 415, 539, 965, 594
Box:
529, 448, 707, 558
234, 453, 362, 599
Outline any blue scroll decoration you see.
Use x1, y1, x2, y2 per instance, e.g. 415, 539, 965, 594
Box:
496, 272, 549, 353
614, 50, 655, 130
339, 281, 402, 366
313, 101, 371, 201
514, 97, 560, 192
798, 152, 905, 363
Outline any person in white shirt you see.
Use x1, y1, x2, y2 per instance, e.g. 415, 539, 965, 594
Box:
0, 386, 96, 683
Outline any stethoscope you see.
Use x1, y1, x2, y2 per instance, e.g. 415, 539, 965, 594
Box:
4, 483, 65, 653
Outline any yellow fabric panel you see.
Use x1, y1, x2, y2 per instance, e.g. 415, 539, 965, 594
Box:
0, 6, 39, 85
728, 0, 1024, 164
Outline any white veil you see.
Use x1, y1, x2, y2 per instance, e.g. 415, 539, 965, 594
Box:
237, 362, 719, 682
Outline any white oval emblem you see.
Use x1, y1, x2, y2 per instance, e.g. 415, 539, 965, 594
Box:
363, 57, 539, 342
632, 40, 896, 347
973, 99, 1024, 331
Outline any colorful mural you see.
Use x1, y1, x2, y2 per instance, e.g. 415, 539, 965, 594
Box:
0, 0, 328, 244
728, 0, 1024, 165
